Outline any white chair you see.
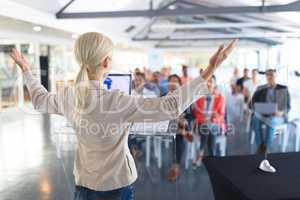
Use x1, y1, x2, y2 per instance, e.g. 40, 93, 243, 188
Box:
145, 135, 174, 169
216, 135, 227, 157
249, 117, 289, 151
184, 138, 200, 169
277, 123, 289, 152
184, 133, 227, 169
145, 136, 162, 168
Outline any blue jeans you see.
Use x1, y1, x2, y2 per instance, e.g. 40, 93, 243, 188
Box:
252, 115, 284, 149
196, 123, 222, 156
74, 185, 134, 200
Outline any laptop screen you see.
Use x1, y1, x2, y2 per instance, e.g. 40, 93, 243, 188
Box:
103, 74, 132, 95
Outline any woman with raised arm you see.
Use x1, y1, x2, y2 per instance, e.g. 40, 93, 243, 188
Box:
10, 32, 237, 200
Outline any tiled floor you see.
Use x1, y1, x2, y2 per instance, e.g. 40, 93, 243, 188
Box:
0, 109, 298, 200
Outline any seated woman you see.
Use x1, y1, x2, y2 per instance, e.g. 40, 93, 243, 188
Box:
193, 75, 225, 166
167, 74, 194, 182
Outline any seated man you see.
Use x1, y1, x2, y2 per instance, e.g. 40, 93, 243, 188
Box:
250, 69, 291, 154
193, 75, 226, 166
132, 72, 157, 97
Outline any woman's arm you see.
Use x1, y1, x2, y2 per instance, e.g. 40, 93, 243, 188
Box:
10, 49, 64, 114
118, 75, 209, 122
119, 40, 238, 122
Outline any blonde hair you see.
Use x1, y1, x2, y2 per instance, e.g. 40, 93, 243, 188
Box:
74, 32, 114, 111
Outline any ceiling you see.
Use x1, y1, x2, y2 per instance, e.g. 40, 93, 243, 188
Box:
0, 15, 74, 45
4, 0, 300, 48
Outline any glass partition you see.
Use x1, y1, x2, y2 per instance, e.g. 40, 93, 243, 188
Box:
0, 44, 19, 109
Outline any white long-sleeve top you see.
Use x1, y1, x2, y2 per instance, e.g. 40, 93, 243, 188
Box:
23, 71, 209, 191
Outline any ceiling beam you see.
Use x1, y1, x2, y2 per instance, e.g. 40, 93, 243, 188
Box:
288, 0, 300, 5
56, 3, 300, 19
133, 32, 300, 41
154, 42, 266, 49
216, 14, 300, 33
56, 0, 76, 16
207, 27, 282, 46
152, 22, 297, 30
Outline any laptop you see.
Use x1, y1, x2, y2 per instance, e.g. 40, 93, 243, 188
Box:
103, 74, 132, 95
254, 103, 278, 115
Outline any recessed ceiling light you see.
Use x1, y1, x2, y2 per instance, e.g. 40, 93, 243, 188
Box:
33, 26, 42, 32
72, 34, 79, 39
168, 5, 177, 10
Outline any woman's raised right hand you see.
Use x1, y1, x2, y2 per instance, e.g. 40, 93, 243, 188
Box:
202, 39, 238, 80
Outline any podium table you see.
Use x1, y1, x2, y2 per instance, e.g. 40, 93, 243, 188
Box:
204, 152, 300, 200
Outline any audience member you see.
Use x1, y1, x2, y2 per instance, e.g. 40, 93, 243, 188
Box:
250, 69, 291, 154
144, 71, 161, 96
226, 83, 244, 124
244, 69, 259, 103
132, 72, 157, 97
181, 65, 192, 85
236, 68, 250, 91
143, 67, 153, 82
193, 75, 225, 166
199, 68, 204, 76
134, 67, 141, 75
167, 74, 194, 182
159, 67, 171, 96
230, 67, 240, 87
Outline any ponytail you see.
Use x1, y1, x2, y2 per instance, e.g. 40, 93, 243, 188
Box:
75, 65, 90, 111
73, 32, 114, 112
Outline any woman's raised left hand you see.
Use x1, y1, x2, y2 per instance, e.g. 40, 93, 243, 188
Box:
10, 48, 30, 72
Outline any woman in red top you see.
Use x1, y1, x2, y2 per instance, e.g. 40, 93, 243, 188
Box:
193, 75, 225, 166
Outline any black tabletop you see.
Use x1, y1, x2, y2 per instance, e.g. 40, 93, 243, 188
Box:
203, 152, 300, 200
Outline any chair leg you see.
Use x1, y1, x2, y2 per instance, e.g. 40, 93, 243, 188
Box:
146, 136, 151, 167
153, 138, 158, 158
250, 130, 255, 145
164, 140, 170, 149
185, 142, 191, 170
281, 127, 289, 152
296, 129, 300, 152
157, 137, 162, 168
278, 131, 283, 145
220, 136, 226, 157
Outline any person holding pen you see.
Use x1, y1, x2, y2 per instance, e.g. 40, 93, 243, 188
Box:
10, 32, 237, 200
